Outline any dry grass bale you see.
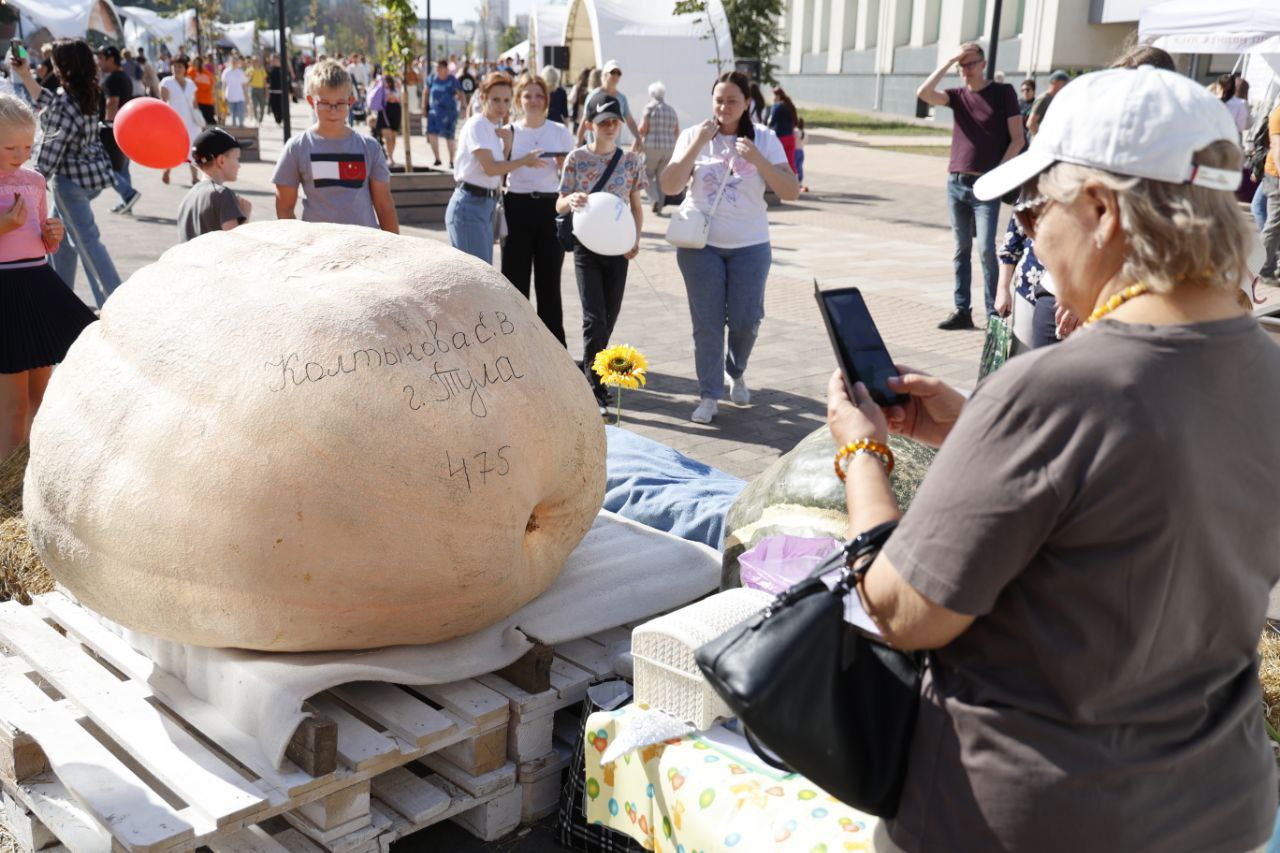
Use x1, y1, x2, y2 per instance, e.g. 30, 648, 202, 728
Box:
1, 823, 17, 853
0, 515, 52, 606
1260, 629, 1280, 737
0, 442, 26, 522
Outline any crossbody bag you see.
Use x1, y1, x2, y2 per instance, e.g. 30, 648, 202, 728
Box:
665, 155, 733, 250
555, 147, 623, 251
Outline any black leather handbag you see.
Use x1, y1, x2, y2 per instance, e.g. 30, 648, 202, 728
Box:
695, 520, 922, 818
555, 147, 623, 251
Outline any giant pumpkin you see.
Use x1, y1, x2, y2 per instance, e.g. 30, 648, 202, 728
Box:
23, 221, 606, 651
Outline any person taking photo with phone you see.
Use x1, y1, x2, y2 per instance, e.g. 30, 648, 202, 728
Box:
660, 70, 799, 425
826, 68, 1280, 853
10, 39, 122, 308
501, 74, 573, 346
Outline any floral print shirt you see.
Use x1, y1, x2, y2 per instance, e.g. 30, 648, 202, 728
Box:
998, 216, 1048, 301
558, 146, 647, 201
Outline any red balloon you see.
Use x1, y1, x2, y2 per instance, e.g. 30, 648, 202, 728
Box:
113, 97, 191, 170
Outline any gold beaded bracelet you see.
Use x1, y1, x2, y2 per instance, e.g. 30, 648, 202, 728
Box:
834, 439, 894, 481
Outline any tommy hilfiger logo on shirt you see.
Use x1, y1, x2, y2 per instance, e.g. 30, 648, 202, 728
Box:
311, 153, 367, 188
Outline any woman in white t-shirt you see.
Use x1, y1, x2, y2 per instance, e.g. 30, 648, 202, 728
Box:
159, 56, 201, 185
221, 57, 249, 127
501, 75, 575, 346
445, 72, 548, 263
660, 70, 800, 424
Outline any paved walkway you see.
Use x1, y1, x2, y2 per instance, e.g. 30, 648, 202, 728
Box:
80, 100, 982, 482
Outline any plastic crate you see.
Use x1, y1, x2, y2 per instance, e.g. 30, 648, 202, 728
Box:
631, 588, 772, 729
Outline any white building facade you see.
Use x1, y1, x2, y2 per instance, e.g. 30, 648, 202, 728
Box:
775, 0, 1161, 121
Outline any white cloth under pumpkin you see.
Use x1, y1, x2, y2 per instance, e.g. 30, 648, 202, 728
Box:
105, 510, 720, 769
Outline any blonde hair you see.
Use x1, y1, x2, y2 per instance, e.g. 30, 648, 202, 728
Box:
1037, 140, 1250, 295
514, 75, 549, 115
958, 41, 984, 59
0, 93, 37, 132
540, 65, 560, 88
304, 58, 351, 97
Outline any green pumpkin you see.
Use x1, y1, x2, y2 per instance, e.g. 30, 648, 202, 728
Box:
721, 428, 936, 589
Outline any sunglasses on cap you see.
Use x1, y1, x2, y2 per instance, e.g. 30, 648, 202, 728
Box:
1011, 175, 1052, 237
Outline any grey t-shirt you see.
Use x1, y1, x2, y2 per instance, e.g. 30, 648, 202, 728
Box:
270, 129, 389, 228
883, 314, 1280, 852
177, 180, 244, 242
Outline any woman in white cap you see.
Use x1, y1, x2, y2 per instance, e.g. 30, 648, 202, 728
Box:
824, 66, 1280, 852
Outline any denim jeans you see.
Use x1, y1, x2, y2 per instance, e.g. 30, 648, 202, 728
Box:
111, 160, 135, 205
1262, 175, 1280, 279
1253, 181, 1269, 233
228, 100, 246, 127
445, 186, 496, 263
676, 241, 771, 400
49, 174, 121, 309
574, 246, 628, 401
947, 173, 1001, 315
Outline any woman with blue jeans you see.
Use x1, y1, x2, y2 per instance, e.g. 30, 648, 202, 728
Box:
446, 72, 547, 263
14, 39, 121, 308
660, 71, 800, 424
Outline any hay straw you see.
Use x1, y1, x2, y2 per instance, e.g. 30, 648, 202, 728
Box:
0, 823, 17, 853
0, 442, 27, 522
0, 515, 52, 606
1259, 628, 1280, 742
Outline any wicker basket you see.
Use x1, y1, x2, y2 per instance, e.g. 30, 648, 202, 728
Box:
632, 588, 773, 729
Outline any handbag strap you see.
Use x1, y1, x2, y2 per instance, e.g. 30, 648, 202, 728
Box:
589, 147, 624, 194
704, 158, 734, 218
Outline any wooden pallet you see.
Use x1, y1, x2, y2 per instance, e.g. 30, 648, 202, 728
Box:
0, 593, 631, 852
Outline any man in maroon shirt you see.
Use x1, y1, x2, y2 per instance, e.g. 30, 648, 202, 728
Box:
918, 42, 1025, 329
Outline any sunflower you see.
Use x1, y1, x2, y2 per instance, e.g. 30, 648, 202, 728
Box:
592, 345, 648, 390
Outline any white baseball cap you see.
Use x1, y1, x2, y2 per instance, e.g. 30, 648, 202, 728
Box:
975, 66, 1242, 202
602, 59, 621, 75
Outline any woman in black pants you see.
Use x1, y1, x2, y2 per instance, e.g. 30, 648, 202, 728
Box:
502, 75, 576, 345
556, 95, 646, 414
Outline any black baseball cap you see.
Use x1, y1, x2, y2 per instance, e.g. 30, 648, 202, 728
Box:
97, 45, 122, 63
588, 95, 623, 124
192, 128, 247, 164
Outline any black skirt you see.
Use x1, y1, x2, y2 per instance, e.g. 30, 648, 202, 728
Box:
0, 260, 97, 374
376, 103, 402, 133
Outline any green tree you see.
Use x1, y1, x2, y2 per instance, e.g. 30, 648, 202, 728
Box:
674, 0, 788, 85
497, 25, 523, 54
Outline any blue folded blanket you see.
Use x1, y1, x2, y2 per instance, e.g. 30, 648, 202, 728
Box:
603, 426, 746, 551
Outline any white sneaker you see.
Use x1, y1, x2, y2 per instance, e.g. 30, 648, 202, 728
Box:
727, 374, 751, 405
691, 397, 718, 424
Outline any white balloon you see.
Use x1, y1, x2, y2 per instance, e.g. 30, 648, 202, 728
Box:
572, 192, 636, 256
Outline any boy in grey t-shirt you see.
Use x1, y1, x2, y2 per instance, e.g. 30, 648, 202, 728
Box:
272, 59, 398, 232
177, 128, 250, 242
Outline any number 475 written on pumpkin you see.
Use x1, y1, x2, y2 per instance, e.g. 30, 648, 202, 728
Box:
446, 447, 512, 492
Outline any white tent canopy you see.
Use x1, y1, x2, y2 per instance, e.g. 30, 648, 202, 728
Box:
505, 39, 530, 60
563, 0, 733, 129
119, 6, 193, 50
259, 28, 291, 52
531, 3, 569, 52
1139, 0, 1280, 54
8, 0, 124, 41
218, 20, 257, 56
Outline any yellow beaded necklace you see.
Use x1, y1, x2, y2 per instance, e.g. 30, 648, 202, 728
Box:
1085, 283, 1152, 325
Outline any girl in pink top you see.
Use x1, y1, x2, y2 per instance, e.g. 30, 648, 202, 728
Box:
0, 93, 97, 460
